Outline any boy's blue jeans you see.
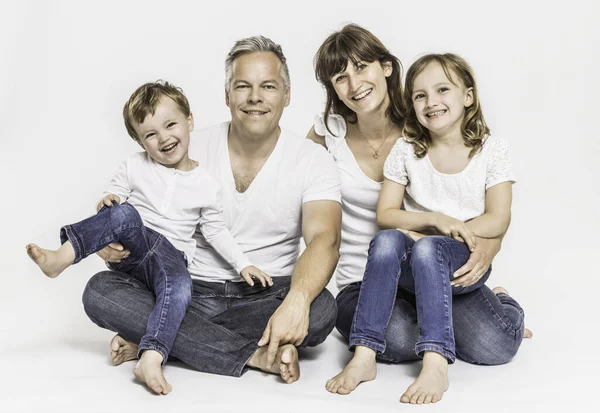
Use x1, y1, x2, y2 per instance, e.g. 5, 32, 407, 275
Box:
349, 230, 492, 363
60, 202, 191, 364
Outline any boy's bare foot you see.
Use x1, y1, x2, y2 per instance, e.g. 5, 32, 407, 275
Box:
247, 344, 300, 384
492, 286, 533, 338
401, 351, 449, 404
133, 350, 172, 395
325, 345, 377, 395
110, 335, 138, 365
26, 242, 75, 278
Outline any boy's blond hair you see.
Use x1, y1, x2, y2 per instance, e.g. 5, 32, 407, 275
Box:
123, 80, 191, 142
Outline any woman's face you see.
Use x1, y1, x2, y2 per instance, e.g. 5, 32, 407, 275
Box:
330, 59, 392, 117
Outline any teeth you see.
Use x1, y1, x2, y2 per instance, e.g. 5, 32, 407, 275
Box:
246, 110, 266, 115
427, 110, 446, 117
352, 89, 372, 100
162, 143, 177, 151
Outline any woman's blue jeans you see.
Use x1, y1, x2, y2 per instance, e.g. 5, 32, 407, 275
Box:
60, 202, 191, 364
349, 229, 498, 363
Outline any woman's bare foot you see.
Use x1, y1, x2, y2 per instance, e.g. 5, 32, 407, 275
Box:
133, 350, 172, 395
325, 345, 377, 395
26, 242, 75, 278
492, 286, 533, 338
401, 351, 449, 404
110, 335, 138, 365
247, 344, 300, 384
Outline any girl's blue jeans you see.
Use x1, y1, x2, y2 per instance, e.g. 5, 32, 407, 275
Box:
349, 229, 493, 363
60, 202, 191, 364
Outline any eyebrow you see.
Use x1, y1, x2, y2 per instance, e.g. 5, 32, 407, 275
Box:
232, 79, 280, 85
412, 82, 452, 93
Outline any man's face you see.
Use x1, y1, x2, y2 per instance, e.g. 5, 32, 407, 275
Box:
226, 51, 290, 140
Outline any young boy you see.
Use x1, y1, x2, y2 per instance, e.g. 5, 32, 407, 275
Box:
26, 80, 272, 395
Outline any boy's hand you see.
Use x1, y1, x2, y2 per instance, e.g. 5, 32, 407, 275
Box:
240, 266, 273, 288
96, 194, 121, 212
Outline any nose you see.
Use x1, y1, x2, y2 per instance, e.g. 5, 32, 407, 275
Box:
247, 86, 263, 104
157, 130, 169, 143
426, 94, 439, 108
347, 74, 359, 94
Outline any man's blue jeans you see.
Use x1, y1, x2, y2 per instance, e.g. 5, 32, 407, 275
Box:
61, 202, 191, 364
347, 229, 518, 364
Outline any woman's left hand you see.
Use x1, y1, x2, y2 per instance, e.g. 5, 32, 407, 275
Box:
451, 237, 499, 287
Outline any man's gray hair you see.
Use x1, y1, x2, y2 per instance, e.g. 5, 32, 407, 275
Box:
224, 36, 291, 91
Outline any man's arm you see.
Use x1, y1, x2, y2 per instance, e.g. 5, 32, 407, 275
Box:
258, 199, 341, 367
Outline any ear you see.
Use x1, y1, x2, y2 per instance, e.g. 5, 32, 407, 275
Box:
382, 61, 393, 78
464, 87, 474, 108
225, 89, 230, 107
283, 87, 291, 107
187, 112, 195, 132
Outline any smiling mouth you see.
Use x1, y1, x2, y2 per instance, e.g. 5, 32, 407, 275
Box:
242, 110, 269, 115
352, 89, 372, 101
426, 110, 447, 118
161, 142, 178, 152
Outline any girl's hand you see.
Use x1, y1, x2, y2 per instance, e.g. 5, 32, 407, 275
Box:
432, 213, 477, 251
240, 265, 273, 287
96, 194, 121, 212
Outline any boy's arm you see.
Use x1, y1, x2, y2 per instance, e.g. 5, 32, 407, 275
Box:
465, 182, 512, 238
103, 159, 132, 205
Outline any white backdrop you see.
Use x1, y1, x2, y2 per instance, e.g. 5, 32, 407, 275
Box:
1, 0, 599, 411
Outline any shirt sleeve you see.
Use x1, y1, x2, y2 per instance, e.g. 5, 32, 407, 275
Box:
383, 139, 409, 185
104, 158, 132, 202
302, 144, 341, 204
198, 185, 252, 274
486, 138, 516, 189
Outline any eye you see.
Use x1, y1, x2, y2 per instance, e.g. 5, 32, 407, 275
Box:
145, 132, 156, 140
413, 93, 425, 100
438, 87, 449, 93
263, 84, 276, 90
356, 62, 367, 70
334, 75, 346, 83
236, 84, 249, 89
167, 122, 176, 128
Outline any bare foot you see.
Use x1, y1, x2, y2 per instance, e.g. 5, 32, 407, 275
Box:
401, 351, 449, 404
110, 335, 138, 365
133, 350, 172, 395
492, 286, 533, 338
325, 345, 377, 395
26, 242, 75, 278
247, 344, 300, 384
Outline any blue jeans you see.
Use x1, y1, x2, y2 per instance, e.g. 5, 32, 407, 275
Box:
61, 202, 191, 364
349, 230, 500, 363
81, 273, 337, 377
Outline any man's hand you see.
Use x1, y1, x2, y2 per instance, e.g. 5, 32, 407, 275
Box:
96, 194, 121, 212
97, 242, 129, 263
451, 237, 501, 287
240, 265, 273, 287
257, 294, 310, 368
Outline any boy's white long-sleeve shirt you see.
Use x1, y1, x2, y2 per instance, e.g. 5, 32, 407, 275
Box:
104, 152, 251, 273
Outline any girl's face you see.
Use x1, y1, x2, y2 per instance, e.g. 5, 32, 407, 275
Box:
331, 59, 392, 117
411, 62, 473, 139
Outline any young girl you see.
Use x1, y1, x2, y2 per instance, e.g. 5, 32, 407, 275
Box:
358, 53, 517, 404
26, 81, 271, 395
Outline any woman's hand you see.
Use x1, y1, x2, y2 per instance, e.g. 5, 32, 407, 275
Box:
432, 213, 476, 252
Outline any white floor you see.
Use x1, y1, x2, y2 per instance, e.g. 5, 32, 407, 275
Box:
3, 247, 599, 413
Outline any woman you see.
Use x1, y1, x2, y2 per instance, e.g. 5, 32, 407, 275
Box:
307, 23, 530, 404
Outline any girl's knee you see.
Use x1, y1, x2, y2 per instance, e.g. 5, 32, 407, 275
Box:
411, 236, 448, 262
370, 230, 410, 258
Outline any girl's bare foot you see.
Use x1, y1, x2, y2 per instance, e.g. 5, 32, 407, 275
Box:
492, 286, 533, 338
26, 242, 75, 278
110, 335, 138, 365
325, 345, 377, 395
133, 350, 172, 395
401, 351, 449, 404
247, 344, 300, 384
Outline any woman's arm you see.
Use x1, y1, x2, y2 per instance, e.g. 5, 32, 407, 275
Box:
465, 182, 512, 238
376, 178, 477, 250
306, 126, 326, 148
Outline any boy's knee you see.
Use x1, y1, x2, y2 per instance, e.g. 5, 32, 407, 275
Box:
110, 203, 143, 228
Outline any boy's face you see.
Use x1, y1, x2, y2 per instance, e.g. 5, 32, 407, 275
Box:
133, 97, 194, 169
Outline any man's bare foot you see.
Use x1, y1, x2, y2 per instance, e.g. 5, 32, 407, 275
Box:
325, 345, 377, 395
492, 286, 533, 338
26, 242, 75, 278
110, 335, 138, 365
401, 351, 449, 404
247, 344, 299, 384
133, 350, 172, 395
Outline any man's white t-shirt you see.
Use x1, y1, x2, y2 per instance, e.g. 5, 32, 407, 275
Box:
188, 122, 341, 283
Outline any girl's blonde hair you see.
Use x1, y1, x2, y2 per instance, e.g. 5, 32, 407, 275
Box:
403, 53, 489, 158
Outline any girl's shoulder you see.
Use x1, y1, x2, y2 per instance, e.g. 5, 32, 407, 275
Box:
390, 136, 418, 159
479, 135, 511, 158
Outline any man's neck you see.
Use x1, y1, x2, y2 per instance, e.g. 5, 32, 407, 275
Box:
228, 123, 280, 160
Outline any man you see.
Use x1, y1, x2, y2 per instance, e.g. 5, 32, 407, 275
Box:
83, 36, 342, 395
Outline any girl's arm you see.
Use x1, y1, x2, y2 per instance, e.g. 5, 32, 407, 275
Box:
376, 178, 477, 251
465, 182, 512, 238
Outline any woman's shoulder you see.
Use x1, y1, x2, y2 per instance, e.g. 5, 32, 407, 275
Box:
313, 112, 347, 140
